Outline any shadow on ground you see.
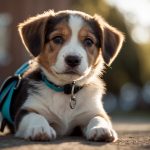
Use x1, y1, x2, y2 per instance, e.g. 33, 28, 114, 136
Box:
1, 133, 117, 150
0, 115, 150, 150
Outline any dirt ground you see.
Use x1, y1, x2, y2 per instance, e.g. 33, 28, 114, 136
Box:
0, 115, 150, 150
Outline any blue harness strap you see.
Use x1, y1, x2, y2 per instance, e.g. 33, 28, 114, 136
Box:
0, 61, 30, 130
0, 60, 82, 132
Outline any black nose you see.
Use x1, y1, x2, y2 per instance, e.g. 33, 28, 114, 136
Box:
65, 55, 81, 67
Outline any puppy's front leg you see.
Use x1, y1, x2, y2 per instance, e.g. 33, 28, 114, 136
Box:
84, 116, 118, 142
15, 110, 56, 141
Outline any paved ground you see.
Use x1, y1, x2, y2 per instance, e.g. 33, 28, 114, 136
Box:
0, 114, 150, 150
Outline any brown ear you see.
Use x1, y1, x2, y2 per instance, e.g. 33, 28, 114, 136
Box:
18, 11, 54, 57
94, 15, 124, 65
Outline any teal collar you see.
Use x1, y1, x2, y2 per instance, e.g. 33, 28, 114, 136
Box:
41, 74, 82, 95
41, 74, 64, 92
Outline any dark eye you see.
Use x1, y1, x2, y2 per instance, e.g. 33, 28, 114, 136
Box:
52, 36, 64, 45
83, 38, 94, 47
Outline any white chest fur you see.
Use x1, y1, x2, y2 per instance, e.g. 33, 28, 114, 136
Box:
22, 81, 104, 135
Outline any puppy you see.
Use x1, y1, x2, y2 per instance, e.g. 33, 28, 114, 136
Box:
4, 10, 124, 142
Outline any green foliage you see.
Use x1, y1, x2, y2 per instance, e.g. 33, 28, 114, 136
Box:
71, 0, 109, 17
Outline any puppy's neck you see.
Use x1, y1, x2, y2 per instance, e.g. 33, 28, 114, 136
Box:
40, 65, 97, 87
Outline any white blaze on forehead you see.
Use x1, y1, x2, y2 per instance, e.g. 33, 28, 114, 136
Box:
64, 14, 86, 57
69, 15, 84, 42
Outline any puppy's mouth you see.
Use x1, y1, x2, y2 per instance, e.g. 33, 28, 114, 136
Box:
53, 67, 82, 76
63, 68, 81, 75
51, 66, 91, 79
50, 66, 92, 83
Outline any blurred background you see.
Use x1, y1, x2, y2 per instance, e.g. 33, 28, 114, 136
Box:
0, 0, 150, 114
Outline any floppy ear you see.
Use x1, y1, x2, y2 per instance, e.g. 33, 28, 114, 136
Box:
18, 11, 54, 57
94, 15, 124, 65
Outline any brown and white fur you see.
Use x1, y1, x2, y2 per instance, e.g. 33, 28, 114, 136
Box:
8, 10, 124, 142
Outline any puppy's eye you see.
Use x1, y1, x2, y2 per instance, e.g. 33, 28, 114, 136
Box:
83, 38, 94, 47
52, 36, 64, 45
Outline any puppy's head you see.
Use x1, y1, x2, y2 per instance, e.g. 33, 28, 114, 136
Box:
18, 10, 124, 84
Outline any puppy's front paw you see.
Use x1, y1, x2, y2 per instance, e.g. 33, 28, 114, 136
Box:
86, 126, 118, 142
15, 113, 56, 141
24, 124, 56, 141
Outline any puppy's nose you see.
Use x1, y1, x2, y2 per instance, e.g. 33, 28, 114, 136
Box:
65, 55, 81, 67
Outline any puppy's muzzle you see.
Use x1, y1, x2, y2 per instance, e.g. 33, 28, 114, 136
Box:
65, 55, 81, 68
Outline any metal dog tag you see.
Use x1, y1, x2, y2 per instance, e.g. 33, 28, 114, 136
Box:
70, 95, 76, 109
70, 81, 77, 109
